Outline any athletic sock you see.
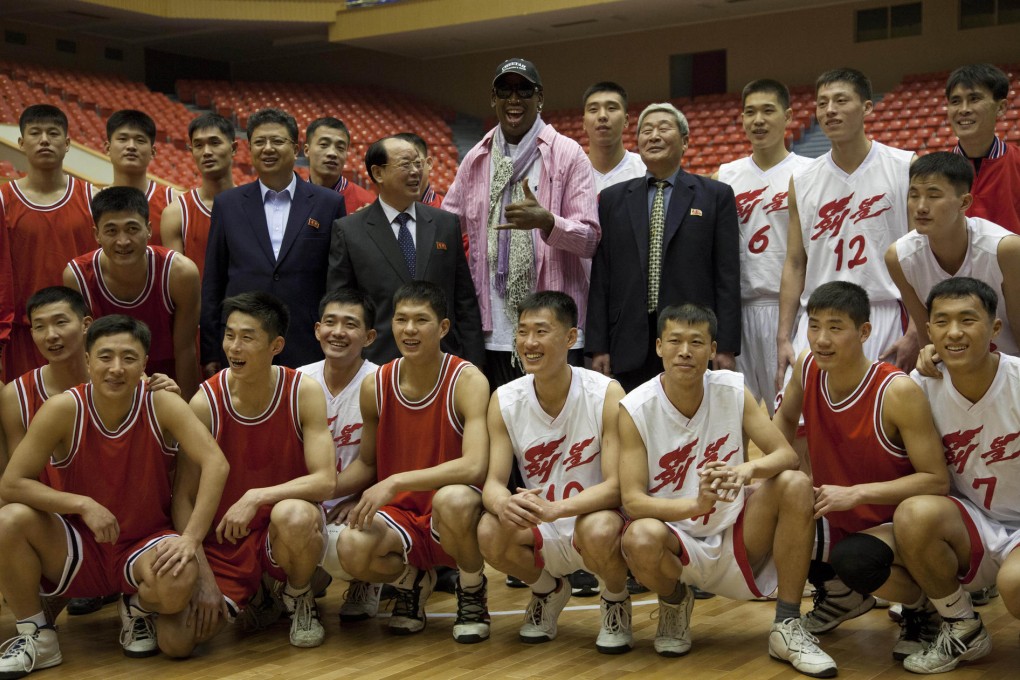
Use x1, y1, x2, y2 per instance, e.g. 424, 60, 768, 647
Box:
284, 582, 310, 599
393, 564, 420, 590
458, 567, 484, 591
661, 580, 687, 605
528, 569, 557, 596
602, 587, 628, 603
17, 612, 48, 629
774, 599, 801, 623
930, 586, 975, 621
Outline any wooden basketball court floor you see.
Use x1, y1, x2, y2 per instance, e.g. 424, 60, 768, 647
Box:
3, 570, 1017, 680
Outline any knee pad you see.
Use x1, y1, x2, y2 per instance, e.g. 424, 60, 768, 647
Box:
829, 533, 894, 594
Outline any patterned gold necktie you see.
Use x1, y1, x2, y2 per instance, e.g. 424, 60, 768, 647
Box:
648, 180, 667, 312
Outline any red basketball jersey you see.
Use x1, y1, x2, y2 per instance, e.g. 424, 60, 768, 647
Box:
13, 367, 60, 489
146, 180, 174, 247
0, 177, 95, 379
51, 382, 176, 545
802, 354, 913, 534
177, 189, 212, 280
201, 366, 307, 534
67, 246, 177, 378
331, 176, 375, 212
375, 354, 467, 515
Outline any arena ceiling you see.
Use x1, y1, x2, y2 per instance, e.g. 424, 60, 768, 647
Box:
3, 0, 856, 62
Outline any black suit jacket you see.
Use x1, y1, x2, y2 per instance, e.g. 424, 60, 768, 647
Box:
586, 169, 740, 373
326, 200, 484, 366
201, 177, 346, 367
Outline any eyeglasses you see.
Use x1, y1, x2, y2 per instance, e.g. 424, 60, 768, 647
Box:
494, 84, 538, 100
382, 160, 424, 173
251, 136, 295, 150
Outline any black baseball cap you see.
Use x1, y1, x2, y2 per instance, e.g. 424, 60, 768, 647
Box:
493, 58, 542, 88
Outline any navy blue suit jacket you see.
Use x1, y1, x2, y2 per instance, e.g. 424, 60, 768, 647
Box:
586, 170, 740, 373
201, 177, 346, 367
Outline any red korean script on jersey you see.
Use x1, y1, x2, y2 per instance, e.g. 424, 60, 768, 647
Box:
524, 435, 566, 484
735, 187, 767, 225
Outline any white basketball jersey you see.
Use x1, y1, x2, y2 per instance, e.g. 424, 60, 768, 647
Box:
896, 217, 1017, 355
718, 153, 813, 301
621, 370, 746, 537
793, 141, 913, 305
298, 359, 377, 506
912, 354, 1020, 527
499, 367, 612, 534
594, 151, 647, 193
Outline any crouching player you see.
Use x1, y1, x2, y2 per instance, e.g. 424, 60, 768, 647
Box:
894, 277, 1020, 673
619, 304, 837, 677
0, 316, 229, 676
478, 292, 630, 652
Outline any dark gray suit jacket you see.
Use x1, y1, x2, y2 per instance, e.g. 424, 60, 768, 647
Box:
586, 169, 740, 373
326, 200, 484, 366
201, 177, 346, 368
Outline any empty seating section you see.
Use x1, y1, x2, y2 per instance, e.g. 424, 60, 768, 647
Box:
177, 79, 459, 192
0, 60, 1018, 187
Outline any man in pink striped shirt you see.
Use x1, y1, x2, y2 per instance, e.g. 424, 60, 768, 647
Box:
443, 58, 600, 389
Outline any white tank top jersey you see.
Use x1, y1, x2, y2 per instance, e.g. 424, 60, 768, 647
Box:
896, 216, 1017, 355
912, 354, 1020, 528
593, 151, 647, 193
793, 141, 913, 306
298, 359, 378, 505
621, 370, 746, 537
499, 366, 612, 533
718, 153, 813, 301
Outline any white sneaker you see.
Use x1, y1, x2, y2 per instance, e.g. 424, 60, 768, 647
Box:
903, 615, 991, 674
0, 623, 62, 678
118, 597, 158, 658
388, 568, 436, 635
339, 580, 382, 623
595, 597, 633, 655
654, 585, 693, 657
519, 578, 571, 643
769, 617, 838, 678
801, 580, 875, 634
284, 590, 325, 648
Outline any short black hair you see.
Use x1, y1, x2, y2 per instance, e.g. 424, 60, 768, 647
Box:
85, 314, 150, 353
305, 117, 351, 146
246, 108, 298, 144
807, 281, 871, 327
658, 303, 718, 341
27, 286, 89, 323
582, 81, 628, 109
188, 112, 234, 142
742, 78, 791, 110
945, 64, 1010, 101
909, 152, 975, 195
91, 185, 149, 225
518, 291, 578, 329
19, 104, 68, 135
393, 281, 447, 321
364, 136, 397, 185
815, 68, 872, 102
394, 132, 428, 157
318, 288, 376, 330
926, 277, 998, 320
222, 291, 290, 340
106, 109, 156, 143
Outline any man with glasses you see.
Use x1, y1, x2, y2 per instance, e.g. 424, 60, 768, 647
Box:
443, 58, 599, 390
201, 108, 346, 371
327, 136, 483, 365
